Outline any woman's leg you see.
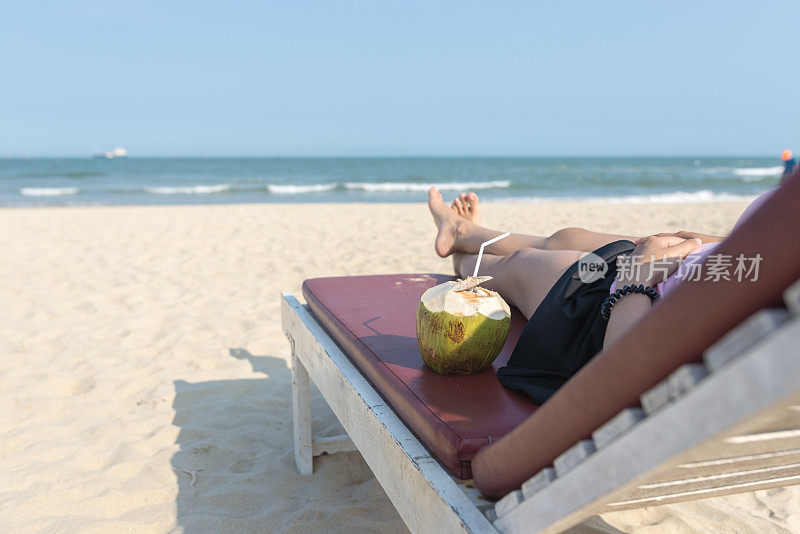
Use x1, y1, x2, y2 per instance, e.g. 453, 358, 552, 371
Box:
431, 188, 638, 257
541, 227, 641, 252
452, 249, 582, 319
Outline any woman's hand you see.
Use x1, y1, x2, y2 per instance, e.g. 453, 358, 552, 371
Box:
621, 236, 703, 287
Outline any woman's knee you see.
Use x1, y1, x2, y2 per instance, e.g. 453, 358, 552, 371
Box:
546, 227, 588, 249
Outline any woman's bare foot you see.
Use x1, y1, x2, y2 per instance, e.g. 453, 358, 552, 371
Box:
428, 187, 464, 257
451, 192, 482, 224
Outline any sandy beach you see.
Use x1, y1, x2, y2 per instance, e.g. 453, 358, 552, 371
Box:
2, 199, 798, 533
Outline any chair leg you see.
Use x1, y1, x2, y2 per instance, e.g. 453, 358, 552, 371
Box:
292, 352, 314, 475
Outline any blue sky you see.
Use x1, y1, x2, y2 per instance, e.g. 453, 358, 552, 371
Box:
2, 1, 798, 157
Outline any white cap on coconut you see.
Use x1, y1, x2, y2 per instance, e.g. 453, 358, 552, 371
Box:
420, 279, 510, 320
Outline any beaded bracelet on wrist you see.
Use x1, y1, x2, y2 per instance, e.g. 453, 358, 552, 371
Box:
600, 284, 659, 320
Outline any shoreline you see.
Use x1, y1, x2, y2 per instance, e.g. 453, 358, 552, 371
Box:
0, 197, 756, 211
3, 156, 779, 209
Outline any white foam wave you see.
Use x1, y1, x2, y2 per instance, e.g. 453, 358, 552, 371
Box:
344, 180, 511, 192
733, 166, 782, 178
143, 184, 230, 194
20, 187, 80, 197
493, 190, 757, 204
266, 183, 338, 194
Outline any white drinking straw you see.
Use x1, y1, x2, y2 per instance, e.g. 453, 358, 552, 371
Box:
472, 232, 511, 278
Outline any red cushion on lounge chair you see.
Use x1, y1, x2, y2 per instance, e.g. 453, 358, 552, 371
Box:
303, 273, 537, 478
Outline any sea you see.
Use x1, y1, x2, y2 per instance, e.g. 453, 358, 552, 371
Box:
0, 157, 783, 207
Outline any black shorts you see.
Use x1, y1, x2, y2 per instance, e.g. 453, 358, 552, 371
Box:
497, 240, 635, 404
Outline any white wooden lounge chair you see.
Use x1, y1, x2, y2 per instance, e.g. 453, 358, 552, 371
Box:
281, 276, 800, 533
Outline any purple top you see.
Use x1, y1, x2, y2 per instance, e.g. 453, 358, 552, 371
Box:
610, 188, 777, 298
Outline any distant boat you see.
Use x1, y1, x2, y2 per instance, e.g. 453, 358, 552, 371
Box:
93, 147, 129, 159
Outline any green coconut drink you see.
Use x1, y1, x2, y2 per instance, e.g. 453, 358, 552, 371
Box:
416, 276, 511, 375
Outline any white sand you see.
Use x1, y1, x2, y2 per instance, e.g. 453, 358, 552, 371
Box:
1, 201, 798, 533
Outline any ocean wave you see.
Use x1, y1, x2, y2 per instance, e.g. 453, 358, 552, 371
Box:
493, 190, 757, 204
344, 180, 511, 192
19, 187, 80, 196
267, 183, 338, 194
733, 166, 783, 178
143, 184, 231, 194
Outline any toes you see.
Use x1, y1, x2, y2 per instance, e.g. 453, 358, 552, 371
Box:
459, 193, 469, 211
467, 192, 479, 213
428, 186, 443, 204
453, 195, 464, 214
